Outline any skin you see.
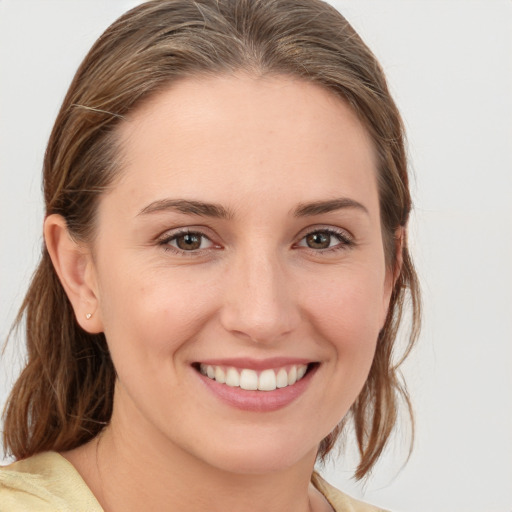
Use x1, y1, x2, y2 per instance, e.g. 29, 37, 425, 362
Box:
46, 74, 395, 512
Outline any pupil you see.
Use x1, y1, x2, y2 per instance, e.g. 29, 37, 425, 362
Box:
307, 232, 330, 249
177, 233, 201, 250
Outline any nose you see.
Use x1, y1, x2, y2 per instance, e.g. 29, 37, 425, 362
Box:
219, 248, 300, 344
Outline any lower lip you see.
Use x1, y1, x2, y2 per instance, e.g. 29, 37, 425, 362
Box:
196, 366, 317, 412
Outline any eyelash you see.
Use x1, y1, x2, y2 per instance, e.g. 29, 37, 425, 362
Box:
157, 227, 354, 255
157, 229, 217, 256
295, 227, 354, 254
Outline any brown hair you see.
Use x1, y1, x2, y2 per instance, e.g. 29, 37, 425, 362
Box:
2, 0, 420, 480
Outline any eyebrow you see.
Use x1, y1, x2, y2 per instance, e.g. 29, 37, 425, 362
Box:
137, 197, 368, 219
137, 199, 234, 219
293, 197, 369, 217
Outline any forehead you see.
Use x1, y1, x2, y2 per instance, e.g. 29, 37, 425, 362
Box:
110, 74, 379, 217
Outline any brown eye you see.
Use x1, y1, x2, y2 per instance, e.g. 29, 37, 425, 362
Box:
296, 228, 353, 252
175, 233, 203, 250
305, 232, 331, 249
162, 231, 215, 252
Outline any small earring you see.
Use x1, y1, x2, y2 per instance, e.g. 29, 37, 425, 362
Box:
85, 313, 92, 320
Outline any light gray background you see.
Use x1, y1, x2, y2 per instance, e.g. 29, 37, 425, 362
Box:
1, 1, 511, 511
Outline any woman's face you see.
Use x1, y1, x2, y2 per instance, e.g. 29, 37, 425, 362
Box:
88, 74, 393, 473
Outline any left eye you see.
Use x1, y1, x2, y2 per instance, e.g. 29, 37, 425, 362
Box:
297, 230, 348, 250
166, 232, 214, 251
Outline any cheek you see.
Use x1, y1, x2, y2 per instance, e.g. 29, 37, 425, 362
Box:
97, 267, 218, 369
297, 271, 386, 433
305, 268, 386, 359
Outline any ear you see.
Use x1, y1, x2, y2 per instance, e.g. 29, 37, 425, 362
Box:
44, 214, 103, 334
381, 226, 405, 327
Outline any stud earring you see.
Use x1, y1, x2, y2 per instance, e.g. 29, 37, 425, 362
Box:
85, 313, 92, 320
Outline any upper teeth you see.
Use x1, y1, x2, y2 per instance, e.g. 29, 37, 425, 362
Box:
199, 364, 308, 391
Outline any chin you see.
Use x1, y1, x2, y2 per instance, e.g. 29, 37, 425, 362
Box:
186, 431, 320, 475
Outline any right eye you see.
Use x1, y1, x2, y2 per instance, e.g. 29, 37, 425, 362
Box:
159, 230, 216, 253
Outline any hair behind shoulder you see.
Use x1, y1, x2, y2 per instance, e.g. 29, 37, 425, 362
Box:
2, 0, 420, 479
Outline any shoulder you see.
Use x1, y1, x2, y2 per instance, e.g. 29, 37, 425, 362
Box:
0, 451, 103, 512
312, 472, 390, 512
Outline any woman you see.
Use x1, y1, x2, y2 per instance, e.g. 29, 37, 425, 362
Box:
0, 0, 420, 510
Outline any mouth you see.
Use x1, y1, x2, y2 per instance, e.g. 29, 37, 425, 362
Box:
192, 359, 319, 412
192, 362, 318, 392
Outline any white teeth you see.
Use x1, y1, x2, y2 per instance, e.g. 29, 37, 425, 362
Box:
258, 369, 277, 391
240, 369, 258, 390
214, 366, 226, 384
225, 367, 240, 387
276, 368, 288, 388
288, 366, 297, 385
199, 363, 309, 391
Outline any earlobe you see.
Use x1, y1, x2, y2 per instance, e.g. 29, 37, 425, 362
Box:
44, 214, 103, 334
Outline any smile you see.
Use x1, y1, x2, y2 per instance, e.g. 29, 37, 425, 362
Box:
198, 364, 308, 391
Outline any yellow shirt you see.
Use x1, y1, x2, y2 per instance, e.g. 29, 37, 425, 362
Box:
0, 452, 386, 511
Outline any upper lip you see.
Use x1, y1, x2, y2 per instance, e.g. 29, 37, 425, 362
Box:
194, 357, 315, 371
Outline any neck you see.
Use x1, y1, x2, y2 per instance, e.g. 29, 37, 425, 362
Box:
63, 410, 322, 512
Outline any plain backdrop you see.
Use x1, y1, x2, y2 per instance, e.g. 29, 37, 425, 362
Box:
1, 1, 511, 511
